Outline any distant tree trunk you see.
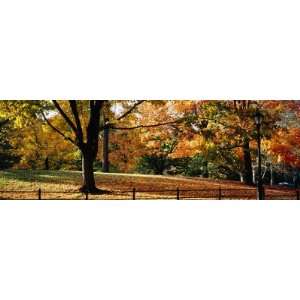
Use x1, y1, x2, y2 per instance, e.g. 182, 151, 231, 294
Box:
239, 172, 244, 183
45, 157, 49, 170
202, 161, 209, 178
293, 168, 299, 188
296, 169, 300, 188
270, 164, 274, 186
102, 124, 109, 173
252, 166, 256, 184
153, 156, 167, 175
242, 138, 253, 185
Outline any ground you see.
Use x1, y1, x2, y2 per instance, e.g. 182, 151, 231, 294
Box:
0, 170, 297, 200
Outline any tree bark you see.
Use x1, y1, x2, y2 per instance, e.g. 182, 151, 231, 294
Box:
81, 150, 97, 192
79, 101, 104, 193
242, 138, 253, 185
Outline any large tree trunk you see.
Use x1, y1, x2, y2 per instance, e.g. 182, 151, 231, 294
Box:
80, 150, 98, 193
80, 101, 104, 193
79, 101, 104, 193
242, 138, 253, 185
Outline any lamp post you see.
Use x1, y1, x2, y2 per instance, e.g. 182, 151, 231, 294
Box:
254, 109, 264, 200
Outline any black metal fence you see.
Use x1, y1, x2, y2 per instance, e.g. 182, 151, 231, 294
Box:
0, 187, 299, 200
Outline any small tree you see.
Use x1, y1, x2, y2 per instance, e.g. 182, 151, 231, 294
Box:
0, 119, 19, 169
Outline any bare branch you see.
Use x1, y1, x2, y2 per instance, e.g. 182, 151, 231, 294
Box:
112, 118, 184, 130
116, 100, 145, 121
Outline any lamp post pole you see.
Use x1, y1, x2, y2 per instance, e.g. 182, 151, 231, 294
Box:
255, 109, 264, 200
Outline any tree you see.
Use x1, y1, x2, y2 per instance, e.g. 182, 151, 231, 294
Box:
41, 100, 153, 192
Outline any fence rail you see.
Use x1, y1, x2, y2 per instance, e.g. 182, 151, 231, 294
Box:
0, 186, 299, 200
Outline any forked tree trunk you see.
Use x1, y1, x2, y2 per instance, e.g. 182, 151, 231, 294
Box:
242, 138, 253, 185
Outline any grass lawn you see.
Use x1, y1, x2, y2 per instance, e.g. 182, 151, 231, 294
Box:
0, 170, 297, 200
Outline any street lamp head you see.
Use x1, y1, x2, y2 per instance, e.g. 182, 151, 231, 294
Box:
254, 109, 263, 125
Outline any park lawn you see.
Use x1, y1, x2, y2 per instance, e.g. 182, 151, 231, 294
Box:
0, 169, 296, 200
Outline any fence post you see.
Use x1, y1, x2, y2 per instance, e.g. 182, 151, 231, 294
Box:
85, 191, 89, 200
133, 188, 136, 200
297, 190, 300, 200
218, 186, 222, 200
177, 187, 180, 200
38, 188, 41, 200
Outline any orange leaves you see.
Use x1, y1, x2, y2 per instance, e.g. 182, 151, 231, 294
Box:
268, 127, 300, 167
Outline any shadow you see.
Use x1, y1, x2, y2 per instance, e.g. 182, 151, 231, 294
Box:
0, 170, 82, 186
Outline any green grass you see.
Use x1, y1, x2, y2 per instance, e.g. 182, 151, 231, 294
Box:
0, 170, 82, 191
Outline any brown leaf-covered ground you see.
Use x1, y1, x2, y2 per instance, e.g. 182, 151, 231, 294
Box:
0, 170, 298, 200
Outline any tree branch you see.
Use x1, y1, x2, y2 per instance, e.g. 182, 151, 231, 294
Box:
112, 118, 184, 130
218, 143, 244, 151
41, 111, 76, 145
69, 100, 84, 144
52, 100, 78, 134
116, 100, 145, 121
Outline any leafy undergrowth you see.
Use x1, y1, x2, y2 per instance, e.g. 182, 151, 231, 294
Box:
0, 170, 297, 200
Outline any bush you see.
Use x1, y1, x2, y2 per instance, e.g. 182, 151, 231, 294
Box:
137, 155, 171, 175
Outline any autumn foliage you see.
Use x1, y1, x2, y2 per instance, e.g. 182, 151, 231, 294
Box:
1, 100, 300, 190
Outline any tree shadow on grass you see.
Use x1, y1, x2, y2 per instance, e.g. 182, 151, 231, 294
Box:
0, 170, 113, 195
0, 170, 82, 187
